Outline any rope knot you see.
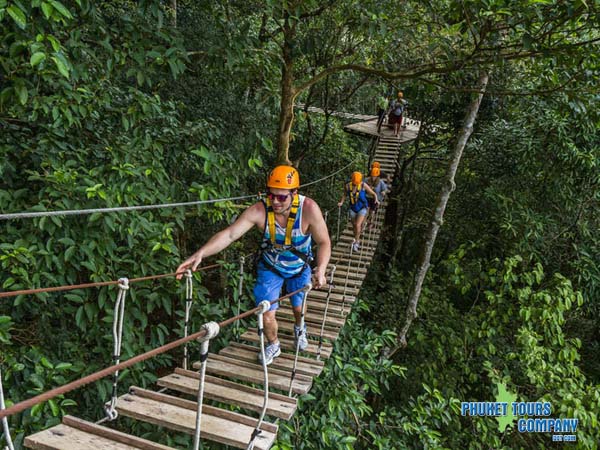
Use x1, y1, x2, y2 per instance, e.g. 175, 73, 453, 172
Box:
117, 278, 129, 290
256, 300, 271, 315
302, 283, 313, 293
197, 321, 220, 342
184, 269, 193, 279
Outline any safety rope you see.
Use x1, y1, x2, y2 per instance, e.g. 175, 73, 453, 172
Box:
0, 264, 222, 299
0, 195, 259, 221
336, 205, 342, 242
0, 368, 15, 450
340, 239, 354, 316
288, 283, 312, 397
0, 286, 306, 420
299, 158, 359, 189
183, 270, 194, 370
104, 278, 129, 421
247, 300, 271, 450
235, 256, 245, 340
192, 321, 220, 450
317, 267, 336, 361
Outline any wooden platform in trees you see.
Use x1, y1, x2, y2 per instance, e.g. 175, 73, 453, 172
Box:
24, 110, 417, 450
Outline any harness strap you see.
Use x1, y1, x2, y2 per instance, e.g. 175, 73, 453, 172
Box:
266, 194, 299, 246
346, 182, 363, 206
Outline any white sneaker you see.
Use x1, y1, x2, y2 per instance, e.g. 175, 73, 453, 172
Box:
352, 241, 360, 252
294, 324, 309, 351
257, 342, 281, 365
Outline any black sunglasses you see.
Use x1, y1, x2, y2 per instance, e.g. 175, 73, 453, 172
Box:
267, 192, 292, 202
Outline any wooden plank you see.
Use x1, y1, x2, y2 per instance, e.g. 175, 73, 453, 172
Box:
276, 307, 346, 328
194, 353, 312, 394
219, 342, 325, 377
25, 416, 177, 450
309, 290, 357, 303
25, 424, 150, 450
241, 331, 333, 359
275, 317, 339, 341
157, 369, 297, 420
116, 388, 276, 450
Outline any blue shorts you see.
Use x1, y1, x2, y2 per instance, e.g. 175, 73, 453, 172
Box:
253, 262, 312, 312
349, 208, 368, 220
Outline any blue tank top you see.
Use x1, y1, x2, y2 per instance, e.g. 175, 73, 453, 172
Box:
261, 195, 312, 276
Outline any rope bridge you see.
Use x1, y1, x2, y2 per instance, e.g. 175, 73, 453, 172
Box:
1, 116, 417, 449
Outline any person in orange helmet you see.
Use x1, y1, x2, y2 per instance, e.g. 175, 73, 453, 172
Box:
365, 166, 389, 229
337, 171, 379, 252
177, 165, 331, 365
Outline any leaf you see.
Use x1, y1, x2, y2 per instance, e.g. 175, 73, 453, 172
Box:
15, 83, 28, 105
48, 399, 60, 416
48, 0, 72, 19
41, 2, 53, 19
30, 52, 46, 67
7, 5, 26, 29
51, 54, 70, 78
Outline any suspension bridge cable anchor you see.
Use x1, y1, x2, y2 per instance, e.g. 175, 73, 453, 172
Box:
0, 368, 15, 450
317, 267, 336, 361
103, 277, 129, 421
247, 300, 271, 450
183, 270, 194, 370
288, 283, 312, 397
193, 321, 220, 450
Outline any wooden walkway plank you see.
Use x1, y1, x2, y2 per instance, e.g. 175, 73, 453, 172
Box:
240, 331, 333, 359
157, 369, 297, 420
193, 353, 313, 394
276, 307, 346, 328
275, 317, 340, 341
25, 415, 176, 450
219, 342, 325, 377
116, 388, 277, 450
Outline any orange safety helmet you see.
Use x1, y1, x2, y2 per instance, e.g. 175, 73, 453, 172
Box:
371, 161, 381, 168
370, 167, 381, 177
351, 171, 362, 185
267, 165, 300, 189
397, 91, 404, 98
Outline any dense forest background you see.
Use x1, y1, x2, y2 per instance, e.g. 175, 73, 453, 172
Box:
1, 0, 599, 449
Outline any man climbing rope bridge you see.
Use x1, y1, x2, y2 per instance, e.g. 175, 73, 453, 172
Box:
177, 165, 331, 365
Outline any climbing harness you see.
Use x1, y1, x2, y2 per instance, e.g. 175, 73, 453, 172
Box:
104, 277, 129, 421
183, 270, 194, 370
317, 267, 336, 361
247, 300, 271, 450
0, 368, 15, 450
193, 321, 220, 450
288, 283, 312, 397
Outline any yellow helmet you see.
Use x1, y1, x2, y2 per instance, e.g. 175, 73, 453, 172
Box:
370, 167, 380, 177
267, 165, 299, 189
397, 91, 403, 98
372, 161, 381, 168
351, 171, 362, 185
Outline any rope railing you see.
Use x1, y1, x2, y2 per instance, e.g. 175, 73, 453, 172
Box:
0, 195, 259, 221
1, 159, 363, 222
0, 286, 308, 421
0, 264, 222, 300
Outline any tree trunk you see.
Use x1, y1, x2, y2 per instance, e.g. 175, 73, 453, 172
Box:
170, 0, 177, 27
394, 71, 489, 352
276, 20, 296, 166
